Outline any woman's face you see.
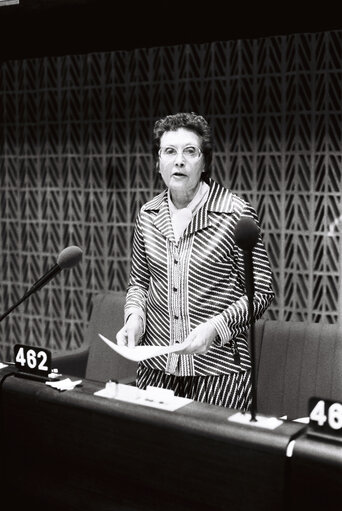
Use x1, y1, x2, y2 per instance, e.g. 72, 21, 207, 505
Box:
158, 128, 205, 198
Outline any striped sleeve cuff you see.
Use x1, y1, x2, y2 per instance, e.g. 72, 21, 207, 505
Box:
207, 316, 231, 346
124, 306, 146, 333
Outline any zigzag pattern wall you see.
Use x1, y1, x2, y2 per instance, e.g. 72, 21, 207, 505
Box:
1, 32, 342, 358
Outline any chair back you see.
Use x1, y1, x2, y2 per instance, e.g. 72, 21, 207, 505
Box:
84, 291, 138, 383
254, 320, 342, 419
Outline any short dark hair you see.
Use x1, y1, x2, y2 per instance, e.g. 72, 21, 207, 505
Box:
152, 112, 212, 182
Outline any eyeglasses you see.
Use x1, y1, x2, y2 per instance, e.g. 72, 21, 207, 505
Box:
158, 145, 202, 161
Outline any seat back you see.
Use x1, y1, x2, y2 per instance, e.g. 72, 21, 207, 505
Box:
84, 291, 138, 383
254, 320, 342, 419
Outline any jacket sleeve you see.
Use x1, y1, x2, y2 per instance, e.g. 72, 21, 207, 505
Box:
124, 213, 150, 327
208, 203, 274, 345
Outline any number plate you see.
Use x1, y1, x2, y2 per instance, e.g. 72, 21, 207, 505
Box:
14, 344, 51, 377
308, 397, 342, 438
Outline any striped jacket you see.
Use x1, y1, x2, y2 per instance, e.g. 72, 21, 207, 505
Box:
125, 179, 274, 376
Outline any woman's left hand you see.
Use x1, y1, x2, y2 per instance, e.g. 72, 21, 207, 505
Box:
178, 322, 218, 354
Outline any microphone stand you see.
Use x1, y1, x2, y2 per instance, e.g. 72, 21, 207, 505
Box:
0, 265, 61, 323
0, 246, 82, 324
0, 263, 64, 382
243, 249, 257, 422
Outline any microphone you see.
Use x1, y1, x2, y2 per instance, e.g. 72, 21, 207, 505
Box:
234, 217, 259, 422
26, 246, 83, 295
235, 217, 259, 301
0, 246, 83, 323
234, 216, 260, 251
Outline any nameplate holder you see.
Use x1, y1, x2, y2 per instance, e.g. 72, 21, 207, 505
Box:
307, 397, 342, 442
228, 412, 283, 430
14, 344, 51, 381
94, 383, 192, 411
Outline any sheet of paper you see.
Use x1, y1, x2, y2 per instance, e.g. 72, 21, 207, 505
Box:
292, 416, 309, 424
98, 333, 191, 362
45, 378, 82, 391
281, 415, 310, 424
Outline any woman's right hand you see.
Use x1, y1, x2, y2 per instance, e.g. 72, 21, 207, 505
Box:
116, 313, 144, 348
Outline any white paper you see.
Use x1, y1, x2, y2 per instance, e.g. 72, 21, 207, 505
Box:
45, 378, 82, 391
281, 415, 310, 424
98, 333, 191, 362
292, 416, 309, 424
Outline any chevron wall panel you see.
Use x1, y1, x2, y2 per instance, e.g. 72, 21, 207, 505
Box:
1, 31, 342, 359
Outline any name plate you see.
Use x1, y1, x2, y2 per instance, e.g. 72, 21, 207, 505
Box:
14, 344, 51, 378
308, 397, 342, 439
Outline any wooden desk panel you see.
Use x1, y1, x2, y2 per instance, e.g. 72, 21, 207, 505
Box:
288, 433, 342, 511
0, 370, 303, 511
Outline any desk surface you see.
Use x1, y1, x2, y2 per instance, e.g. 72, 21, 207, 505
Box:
0, 367, 319, 511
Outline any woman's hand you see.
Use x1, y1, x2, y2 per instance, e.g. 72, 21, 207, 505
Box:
116, 313, 144, 348
178, 322, 218, 354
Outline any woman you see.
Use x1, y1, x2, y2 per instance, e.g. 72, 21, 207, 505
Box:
116, 112, 274, 410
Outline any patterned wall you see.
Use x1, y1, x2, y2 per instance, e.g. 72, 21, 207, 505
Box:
1, 31, 342, 360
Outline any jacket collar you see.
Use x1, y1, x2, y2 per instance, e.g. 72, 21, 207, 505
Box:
145, 179, 235, 241
205, 179, 235, 213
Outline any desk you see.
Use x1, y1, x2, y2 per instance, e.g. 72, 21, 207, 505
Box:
0, 367, 307, 510
288, 432, 342, 510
